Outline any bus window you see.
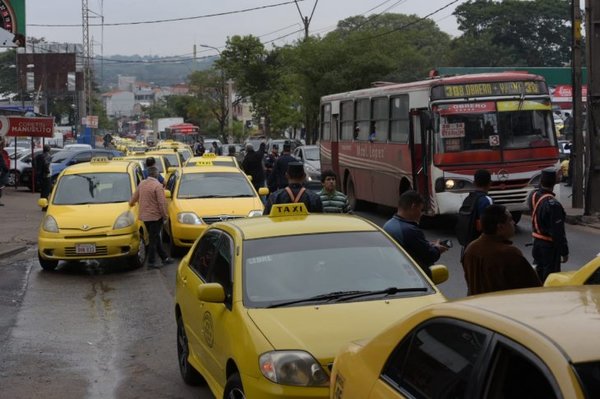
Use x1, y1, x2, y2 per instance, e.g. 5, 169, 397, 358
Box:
355, 99, 370, 140
498, 109, 555, 149
321, 103, 331, 140
390, 95, 409, 143
372, 97, 389, 142
340, 100, 354, 141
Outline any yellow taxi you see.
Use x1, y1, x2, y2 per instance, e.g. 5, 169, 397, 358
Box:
544, 255, 600, 286
156, 140, 193, 161
119, 154, 170, 181
164, 161, 267, 256
146, 148, 184, 169
184, 152, 240, 168
174, 204, 449, 398
37, 158, 148, 271
330, 286, 600, 399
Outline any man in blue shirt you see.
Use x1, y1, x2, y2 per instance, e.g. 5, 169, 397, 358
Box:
383, 190, 448, 276
143, 157, 164, 185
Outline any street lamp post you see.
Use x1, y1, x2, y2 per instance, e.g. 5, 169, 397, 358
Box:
199, 44, 228, 142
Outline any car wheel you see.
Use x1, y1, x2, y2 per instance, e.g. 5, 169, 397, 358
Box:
511, 211, 522, 225
346, 176, 363, 211
128, 235, 146, 268
223, 373, 245, 399
169, 225, 184, 258
8, 170, 19, 187
176, 313, 204, 386
38, 253, 58, 271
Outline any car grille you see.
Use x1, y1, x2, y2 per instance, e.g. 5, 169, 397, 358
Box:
64, 245, 108, 257
202, 215, 243, 225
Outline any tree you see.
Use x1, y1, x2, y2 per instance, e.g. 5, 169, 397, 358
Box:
188, 67, 228, 141
0, 49, 17, 98
452, 0, 571, 66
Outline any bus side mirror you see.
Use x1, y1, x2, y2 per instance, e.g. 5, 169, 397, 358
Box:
420, 111, 433, 130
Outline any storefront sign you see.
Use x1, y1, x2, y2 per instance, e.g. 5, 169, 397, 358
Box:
0, 116, 54, 138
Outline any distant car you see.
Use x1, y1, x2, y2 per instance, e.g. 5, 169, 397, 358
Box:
175, 203, 448, 398
293, 145, 321, 189
63, 143, 93, 151
50, 148, 123, 182
544, 255, 600, 286
9, 148, 61, 188
268, 138, 302, 153
558, 140, 571, 161
331, 286, 600, 399
184, 153, 240, 168
37, 158, 148, 271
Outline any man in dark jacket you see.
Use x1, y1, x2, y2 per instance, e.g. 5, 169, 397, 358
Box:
242, 143, 265, 192
383, 190, 448, 276
34, 144, 53, 199
264, 162, 323, 215
528, 168, 568, 282
267, 141, 295, 192
463, 204, 541, 295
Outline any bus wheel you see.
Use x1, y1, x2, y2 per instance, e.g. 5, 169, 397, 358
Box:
346, 177, 363, 211
511, 211, 522, 224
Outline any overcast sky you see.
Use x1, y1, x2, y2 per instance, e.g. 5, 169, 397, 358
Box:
26, 0, 463, 57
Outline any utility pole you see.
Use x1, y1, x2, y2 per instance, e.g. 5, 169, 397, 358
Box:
81, 0, 91, 118
572, 0, 584, 208
294, 0, 319, 41
585, 0, 600, 215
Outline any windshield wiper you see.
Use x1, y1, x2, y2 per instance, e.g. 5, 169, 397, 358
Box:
266, 290, 366, 308
334, 286, 428, 302
228, 194, 254, 198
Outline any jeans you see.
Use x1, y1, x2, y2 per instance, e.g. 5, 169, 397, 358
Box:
144, 219, 168, 264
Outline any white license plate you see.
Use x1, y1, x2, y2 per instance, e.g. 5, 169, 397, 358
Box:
75, 244, 96, 254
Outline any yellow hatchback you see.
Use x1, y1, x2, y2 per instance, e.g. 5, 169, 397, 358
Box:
37, 158, 148, 271
185, 152, 240, 168
331, 286, 600, 399
174, 204, 449, 398
164, 162, 267, 256
545, 255, 600, 286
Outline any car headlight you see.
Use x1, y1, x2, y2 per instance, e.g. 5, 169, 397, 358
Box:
113, 211, 135, 229
177, 212, 202, 225
42, 215, 59, 233
304, 163, 318, 174
248, 210, 263, 217
259, 351, 329, 387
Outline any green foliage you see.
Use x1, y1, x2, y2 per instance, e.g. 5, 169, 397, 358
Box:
452, 0, 571, 66
0, 49, 17, 98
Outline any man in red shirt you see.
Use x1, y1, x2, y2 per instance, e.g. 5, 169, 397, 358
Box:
129, 166, 172, 268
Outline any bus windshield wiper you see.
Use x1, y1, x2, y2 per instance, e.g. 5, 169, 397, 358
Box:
333, 286, 429, 302
266, 291, 366, 308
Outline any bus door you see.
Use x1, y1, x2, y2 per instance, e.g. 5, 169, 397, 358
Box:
409, 109, 430, 201
331, 113, 340, 177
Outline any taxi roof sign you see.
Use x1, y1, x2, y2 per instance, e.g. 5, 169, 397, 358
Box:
194, 160, 214, 166
269, 203, 309, 217
202, 153, 217, 158
112, 157, 126, 161
91, 157, 110, 163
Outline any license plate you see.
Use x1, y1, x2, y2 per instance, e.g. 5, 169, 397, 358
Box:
75, 244, 96, 254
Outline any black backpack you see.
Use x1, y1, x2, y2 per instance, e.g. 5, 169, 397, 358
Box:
456, 192, 486, 246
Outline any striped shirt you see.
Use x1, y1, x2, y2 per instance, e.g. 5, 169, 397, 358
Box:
318, 189, 352, 214
129, 177, 168, 221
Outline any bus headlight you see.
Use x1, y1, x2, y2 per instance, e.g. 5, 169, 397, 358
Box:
435, 177, 474, 192
445, 179, 456, 189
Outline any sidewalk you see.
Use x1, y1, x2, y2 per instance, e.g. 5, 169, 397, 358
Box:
0, 187, 43, 259
555, 183, 600, 229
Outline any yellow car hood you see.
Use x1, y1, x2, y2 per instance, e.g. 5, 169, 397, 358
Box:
51, 203, 131, 230
247, 294, 445, 358
175, 197, 263, 215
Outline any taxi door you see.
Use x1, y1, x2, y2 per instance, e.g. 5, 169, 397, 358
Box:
199, 233, 236, 387
178, 230, 221, 374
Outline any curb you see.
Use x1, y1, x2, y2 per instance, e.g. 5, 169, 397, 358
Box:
565, 214, 600, 230
0, 245, 28, 259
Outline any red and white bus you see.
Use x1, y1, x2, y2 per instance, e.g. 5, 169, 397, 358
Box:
319, 72, 560, 222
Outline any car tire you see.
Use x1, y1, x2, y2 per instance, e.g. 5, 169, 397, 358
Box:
223, 373, 245, 399
127, 235, 146, 268
38, 253, 58, 271
176, 313, 204, 386
346, 176, 363, 211
8, 170, 19, 187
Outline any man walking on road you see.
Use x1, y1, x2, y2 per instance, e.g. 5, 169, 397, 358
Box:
129, 166, 173, 268
383, 190, 448, 277
318, 169, 351, 213
264, 162, 323, 215
267, 141, 295, 192
528, 169, 568, 282
462, 204, 541, 295
34, 144, 53, 200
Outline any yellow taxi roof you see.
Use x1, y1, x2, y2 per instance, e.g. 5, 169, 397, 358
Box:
221, 213, 379, 240
182, 165, 241, 174
437, 286, 600, 363
62, 159, 133, 174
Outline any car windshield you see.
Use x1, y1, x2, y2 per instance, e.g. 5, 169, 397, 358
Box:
51, 150, 74, 163
434, 100, 556, 157
242, 231, 432, 308
177, 172, 255, 199
573, 361, 600, 398
53, 173, 132, 205
161, 153, 180, 167
128, 157, 164, 173
304, 147, 320, 161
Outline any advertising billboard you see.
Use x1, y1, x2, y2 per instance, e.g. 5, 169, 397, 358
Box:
0, 0, 25, 47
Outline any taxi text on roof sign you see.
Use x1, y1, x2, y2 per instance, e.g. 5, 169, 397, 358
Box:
91, 157, 110, 163
194, 160, 214, 167
269, 203, 309, 217
202, 153, 216, 158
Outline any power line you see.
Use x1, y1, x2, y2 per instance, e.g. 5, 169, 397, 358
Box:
28, 0, 304, 27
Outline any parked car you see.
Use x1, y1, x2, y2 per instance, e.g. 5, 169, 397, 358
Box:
9, 148, 61, 188
63, 143, 93, 151
293, 144, 321, 190
49, 148, 123, 182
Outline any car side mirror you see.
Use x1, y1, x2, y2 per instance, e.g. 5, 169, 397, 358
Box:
247, 175, 253, 181
37, 198, 49, 209
197, 283, 225, 303
164, 189, 171, 199
258, 187, 269, 196
428, 264, 449, 285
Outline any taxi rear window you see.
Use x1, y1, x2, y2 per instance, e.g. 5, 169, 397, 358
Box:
53, 173, 131, 205
242, 231, 432, 308
573, 361, 600, 398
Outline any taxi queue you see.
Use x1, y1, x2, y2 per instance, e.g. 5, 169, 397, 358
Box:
36, 139, 600, 399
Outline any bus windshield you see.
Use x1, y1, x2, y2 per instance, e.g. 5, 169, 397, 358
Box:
433, 100, 556, 156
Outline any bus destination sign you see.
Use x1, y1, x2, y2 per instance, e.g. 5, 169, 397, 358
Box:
433, 81, 547, 100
